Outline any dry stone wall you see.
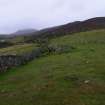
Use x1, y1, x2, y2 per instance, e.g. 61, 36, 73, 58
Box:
0, 48, 43, 72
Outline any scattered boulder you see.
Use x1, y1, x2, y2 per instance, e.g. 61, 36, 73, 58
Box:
84, 80, 90, 84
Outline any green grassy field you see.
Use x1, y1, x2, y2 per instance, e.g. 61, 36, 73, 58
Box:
7, 36, 26, 44
0, 29, 105, 105
0, 43, 36, 55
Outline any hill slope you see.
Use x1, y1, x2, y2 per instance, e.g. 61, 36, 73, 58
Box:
32, 17, 105, 38
12, 29, 37, 36
0, 29, 105, 105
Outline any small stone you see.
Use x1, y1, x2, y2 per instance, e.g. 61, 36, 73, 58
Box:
84, 80, 90, 84
86, 61, 89, 64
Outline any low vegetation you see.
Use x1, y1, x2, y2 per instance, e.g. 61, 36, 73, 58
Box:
0, 29, 105, 105
0, 44, 36, 55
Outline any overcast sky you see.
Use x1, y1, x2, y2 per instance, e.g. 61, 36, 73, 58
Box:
0, 0, 105, 34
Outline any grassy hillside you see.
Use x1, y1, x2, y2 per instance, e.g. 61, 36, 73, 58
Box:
0, 29, 105, 105
0, 43, 36, 55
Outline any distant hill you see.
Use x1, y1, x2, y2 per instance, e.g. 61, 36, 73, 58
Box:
12, 29, 38, 36
0, 29, 38, 39
32, 17, 105, 39
1, 17, 105, 40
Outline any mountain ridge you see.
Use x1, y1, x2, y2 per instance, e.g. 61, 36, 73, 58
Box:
31, 17, 105, 39
0, 17, 105, 39
12, 29, 38, 36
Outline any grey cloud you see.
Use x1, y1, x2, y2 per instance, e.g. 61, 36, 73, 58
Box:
0, 0, 105, 34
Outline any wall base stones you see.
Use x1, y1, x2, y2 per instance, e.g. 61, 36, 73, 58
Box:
0, 48, 43, 72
